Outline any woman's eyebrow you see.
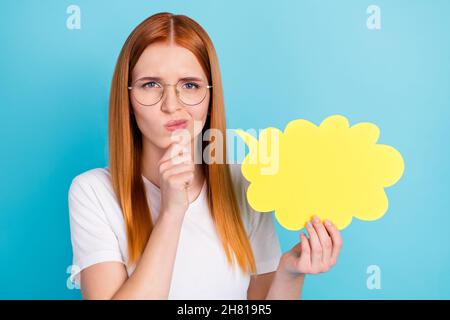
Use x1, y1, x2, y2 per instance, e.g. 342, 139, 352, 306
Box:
135, 76, 163, 82
179, 76, 204, 82
135, 76, 205, 82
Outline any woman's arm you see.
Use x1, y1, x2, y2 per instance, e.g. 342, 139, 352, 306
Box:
80, 211, 184, 299
265, 267, 306, 300
80, 135, 195, 299
247, 272, 275, 300
247, 271, 305, 300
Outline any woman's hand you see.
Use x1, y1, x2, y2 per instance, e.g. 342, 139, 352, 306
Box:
278, 215, 343, 279
157, 131, 195, 218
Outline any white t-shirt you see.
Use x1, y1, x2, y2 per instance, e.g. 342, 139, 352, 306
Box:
68, 163, 282, 299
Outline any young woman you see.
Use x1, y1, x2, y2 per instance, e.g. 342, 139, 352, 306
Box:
68, 12, 342, 300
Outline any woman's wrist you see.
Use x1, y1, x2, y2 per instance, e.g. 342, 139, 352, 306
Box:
158, 210, 186, 225
265, 263, 305, 300
275, 253, 305, 280
275, 262, 306, 283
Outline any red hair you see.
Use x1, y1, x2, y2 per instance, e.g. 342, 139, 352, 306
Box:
108, 12, 256, 274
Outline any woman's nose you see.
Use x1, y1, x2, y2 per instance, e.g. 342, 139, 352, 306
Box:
160, 86, 182, 113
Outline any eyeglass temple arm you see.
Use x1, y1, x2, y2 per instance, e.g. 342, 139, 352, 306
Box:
128, 85, 213, 89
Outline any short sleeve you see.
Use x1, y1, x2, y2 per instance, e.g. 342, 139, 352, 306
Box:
247, 211, 282, 275
228, 164, 282, 275
68, 173, 124, 286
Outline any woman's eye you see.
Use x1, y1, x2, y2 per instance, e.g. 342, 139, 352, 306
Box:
182, 82, 200, 90
142, 81, 160, 89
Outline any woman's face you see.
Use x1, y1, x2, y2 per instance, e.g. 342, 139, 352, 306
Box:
130, 42, 210, 149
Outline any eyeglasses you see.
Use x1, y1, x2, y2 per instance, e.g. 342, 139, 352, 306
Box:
128, 79, 213, 106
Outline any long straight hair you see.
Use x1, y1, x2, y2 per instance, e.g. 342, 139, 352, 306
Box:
108, 12, 256, 274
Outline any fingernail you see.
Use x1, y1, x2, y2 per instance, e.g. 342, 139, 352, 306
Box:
313, 215, 320, 223
306, 221, 312, 228
324, 220, 332, 227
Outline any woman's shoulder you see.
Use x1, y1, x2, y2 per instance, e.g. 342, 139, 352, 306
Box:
71, 167, 111, 184
227, 163, 255, 222
228, 163, 249, 199
68, 167, 115, 201
70, 167, 112, 188
68, 167, 123, 225
227, 164, 280, 255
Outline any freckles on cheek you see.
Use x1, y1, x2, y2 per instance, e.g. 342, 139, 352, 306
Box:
190, 107, 209, 134
134, 109, 163, 136
197, 100, 210, 121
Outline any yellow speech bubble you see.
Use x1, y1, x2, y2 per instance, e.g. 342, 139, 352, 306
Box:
234, 114, 405, 230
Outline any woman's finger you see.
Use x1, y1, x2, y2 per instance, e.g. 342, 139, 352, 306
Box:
158, 139, 191, 166
161, 163, 195, 180
159, 153, 192, 173
169, 170, 195, 189
298, 233, 311, 270
305, 219, 322, 271
324, 219, 343, 266
312, 215, 332, 266
290, 236, 302, 256
290, 231, 308, 256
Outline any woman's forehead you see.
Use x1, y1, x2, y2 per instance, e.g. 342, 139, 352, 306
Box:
132, 42, 206, 81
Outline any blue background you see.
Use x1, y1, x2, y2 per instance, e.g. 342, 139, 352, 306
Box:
1, 0, 449, 299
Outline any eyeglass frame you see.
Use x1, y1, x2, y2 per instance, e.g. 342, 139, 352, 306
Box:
127, 78, 213, 107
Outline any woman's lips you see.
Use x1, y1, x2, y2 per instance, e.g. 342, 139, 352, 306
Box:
165, 119, 188, 131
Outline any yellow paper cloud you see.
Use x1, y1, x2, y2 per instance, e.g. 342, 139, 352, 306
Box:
234, 114, 405, 230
